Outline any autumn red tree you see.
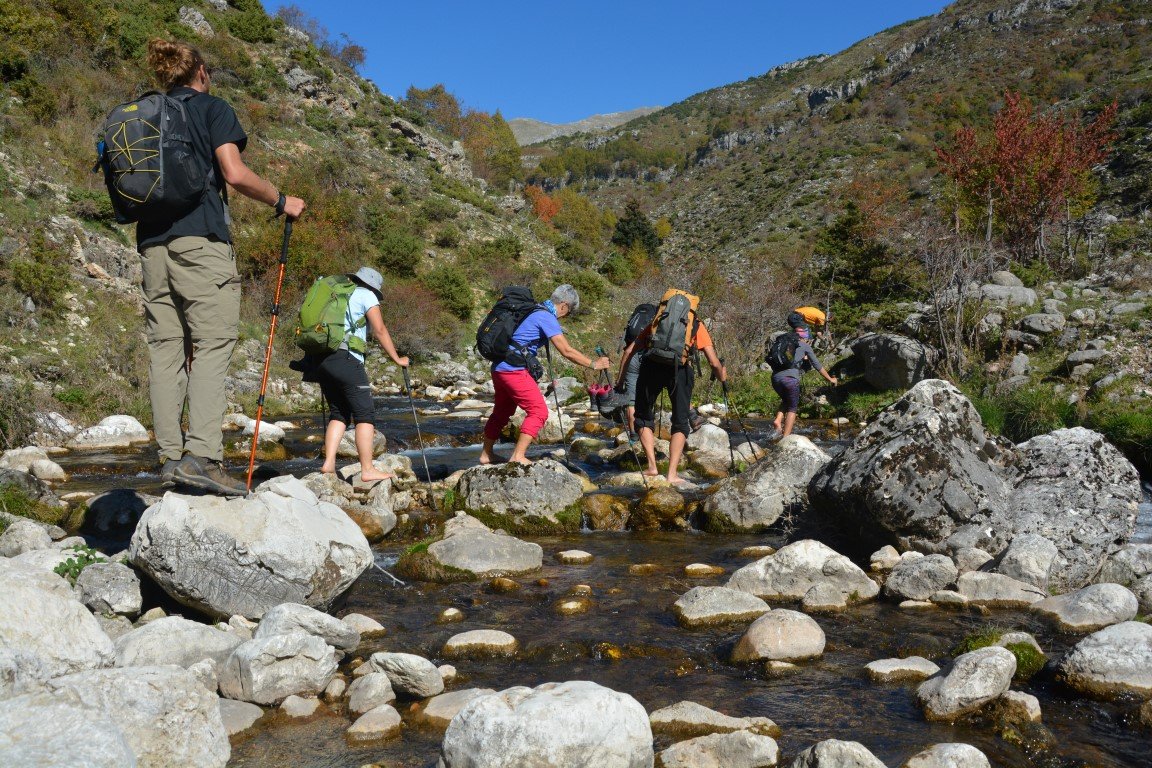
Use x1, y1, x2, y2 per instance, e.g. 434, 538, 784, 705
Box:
936, 91, 1117, 261
524, 185, 560, 224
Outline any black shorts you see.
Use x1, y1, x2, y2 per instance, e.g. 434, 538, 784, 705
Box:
633, 358, 695, 437
772, 373, 801, 414
317, 350, 375, 424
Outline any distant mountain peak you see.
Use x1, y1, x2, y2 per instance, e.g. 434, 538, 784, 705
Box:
508, 107, 663, 146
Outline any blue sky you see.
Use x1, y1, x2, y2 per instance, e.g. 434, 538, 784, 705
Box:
267, 1, 952, 124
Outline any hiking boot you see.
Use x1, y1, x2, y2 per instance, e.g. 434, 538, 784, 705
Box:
172, 454, 247, 497
689, 410, 706, 432
159, 458, 180, 489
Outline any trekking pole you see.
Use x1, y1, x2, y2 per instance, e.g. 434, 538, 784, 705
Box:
402, 366, 433, 483
245, 219, 292, 493
542, 344, 576, 464
597, 345, 647, 487
712, 358, 739, 473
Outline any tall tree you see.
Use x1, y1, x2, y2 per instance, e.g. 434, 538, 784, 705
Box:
405, 84, 464, 136
611, 198, 660, 258
461, 110, 522, 191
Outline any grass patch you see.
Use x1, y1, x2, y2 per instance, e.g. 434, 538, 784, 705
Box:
954, 627, 1046, 681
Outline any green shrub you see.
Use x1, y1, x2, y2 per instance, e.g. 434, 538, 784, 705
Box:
423, 264, 473, 320
999, 384, 1075, 443
467, 236, 522, 266
10, 233, 73, 315
228, 0, 277, 43
376, 230, 423, 278
0, 381, 37, 449
434, 225, 461, 248
420, 196, 458, 222
558, 268, 607, 310
1086, 403, 1152, 473
70, 189, 116, 226
430, 174, 497, 214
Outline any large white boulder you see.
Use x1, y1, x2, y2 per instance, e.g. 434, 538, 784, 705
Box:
727, 539, 878, 607
47, 665, 229, 768
0, 698, 135, 767
439, 680, 652, 767
129, 476, 372, 619
1057, 621, 1152, 699
917, 647, 1016, 721
218, 632, 338, 705
884, 555, 958, 601
453, 459, 584, 526
0, 581, 114, 680
67, 415, 150, 450
254, 602, 360, 651
1031, 583, 1138, 632
114, 616, 242, 671
0, 518, 53, 557
701, 436, 830, 532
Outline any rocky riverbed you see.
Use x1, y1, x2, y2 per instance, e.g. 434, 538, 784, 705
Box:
2, 379, 1151, 768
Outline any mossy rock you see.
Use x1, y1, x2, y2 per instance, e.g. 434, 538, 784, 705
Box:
465, 503, 583, 536
394, 550, 475, 583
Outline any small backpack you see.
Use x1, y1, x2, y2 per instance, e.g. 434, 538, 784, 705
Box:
95, 91, 212, 224
476, 286, 543, 365
645, 289, 700, 366
623, 302, 658, 347
294, 275, 367, 356
766, 331, 801, 372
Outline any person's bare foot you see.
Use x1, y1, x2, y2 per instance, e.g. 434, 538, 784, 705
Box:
642, 469, 660, 477
479, 452, 507, 465
772, 419, 782, 432
320, 462, 336, 474
359, 469, 395, 483
508, 456, 534, 466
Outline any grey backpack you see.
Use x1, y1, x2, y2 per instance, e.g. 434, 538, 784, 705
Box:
95, 91, 212, 224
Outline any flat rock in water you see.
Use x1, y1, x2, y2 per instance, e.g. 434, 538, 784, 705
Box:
901, 743, 991, 768
346, 704, 402, 742
956, 572, 1045, 607
341, 613, 386, 637
701, 435, 830, 532
726, 539, 878, 606
218, 699, 264, 736
672, 586, 770, 628
884, 555, 958, 602
556, 549, 593, 564
129, 476, 372, 620
917, 647, 1016, 722
453, 459, 583, 524
1057, 621, 1152, 699
996, 691, 1042, 723
732, 610, 825, 663
427, 513, 543, 577
0, 698, 136, 768
649, 700, 780, 738
347, 672, 396, 715
47, 665, 229, 768
658, 730, 779, 768
685, 563, 725, 577
789, 739, 888, 768
439, 680, 652, 768
1031, 583, 1138, 632
418, 688, 497, 729
865, 656, 940, 683
280, 694, 320, 717
443, 629, 519, 657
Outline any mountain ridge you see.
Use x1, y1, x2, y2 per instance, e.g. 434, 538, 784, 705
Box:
508, 106, 663, 146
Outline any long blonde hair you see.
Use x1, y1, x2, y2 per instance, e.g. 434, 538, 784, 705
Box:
146, 39, 206, 90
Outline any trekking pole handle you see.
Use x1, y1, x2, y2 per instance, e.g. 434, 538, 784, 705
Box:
402, 365, 412, 393
279, 220, 292, 264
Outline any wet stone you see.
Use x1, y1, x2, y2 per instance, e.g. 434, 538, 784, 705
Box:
684, 563, 725, 577
346, 704, 402, 742
280, 695, 320, 718
556, 550, 593, 565
672, 586, 770, 629
629, 563, 659, 576
489, 577, 521, 593
739, 546, 776, 558
555, 598, 592, 616
649, 700, 780, 739
442, 629, 519, 658
997, 691, 1042, 723
865, 656, 940, 683
438, 608, 465, 623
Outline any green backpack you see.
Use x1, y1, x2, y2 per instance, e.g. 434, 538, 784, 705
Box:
294, 275, 367, 355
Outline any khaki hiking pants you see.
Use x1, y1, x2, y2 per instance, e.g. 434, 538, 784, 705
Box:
140, 236, 240, 463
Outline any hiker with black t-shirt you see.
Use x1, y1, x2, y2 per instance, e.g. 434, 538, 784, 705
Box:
619, 289, 726, 486
769, 312, 837, 438
138, 39, 305, 496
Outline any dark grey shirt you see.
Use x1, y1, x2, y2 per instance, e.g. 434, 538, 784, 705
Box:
776, 340, 823, 380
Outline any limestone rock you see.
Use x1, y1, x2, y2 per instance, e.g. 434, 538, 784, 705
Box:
701, 436, 830, 532
301, 469, 399, 542
994, 534, 1058, 590
956, 572, 1045, 607
582, 493, 630, 531
128, 476, 372, 619
442, 629, 519, 658
418, 688, 497, 729
851, 333, 939, 390
76, 561, 142, 617
884, 555, 958, 601
427, 513, 543, 577
649, 700, 779, 738
218, 632, 338, 705
47, 665, 229, 768
732, 609, 825, 663
1097, 544, 1152, 587
280, 694, 320, 717
0, 698, 135, 767
1031, 583, 1138, 632
369, 652, 444, 699
347, 672, 396, 715
341, 613, 385, 637
917, 647, 1016, 721
865, 656, 940, 683
1057, 621, 1152, 699
67, 415, 150, 450
347, 704, 402, 742
789, 739, 887, 768
631, 483, 690, 531
254, 602, 360, 651
996, 691, 1041, 723
658, 730, 779, 768
0, 581, 114, 679
439, 680, 652, 767
901, 743, 991, 768
114, 616, 242, 671
0, 518, 52, 556
454, 459, 583, 524
727, 539, 878, 606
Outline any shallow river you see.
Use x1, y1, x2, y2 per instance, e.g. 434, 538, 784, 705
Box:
54, 396, 1152, 768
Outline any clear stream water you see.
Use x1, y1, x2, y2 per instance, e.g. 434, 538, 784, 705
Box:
53, 397, 1152, 768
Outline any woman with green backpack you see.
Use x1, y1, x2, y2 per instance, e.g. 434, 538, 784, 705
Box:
311, 266, 409, 481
